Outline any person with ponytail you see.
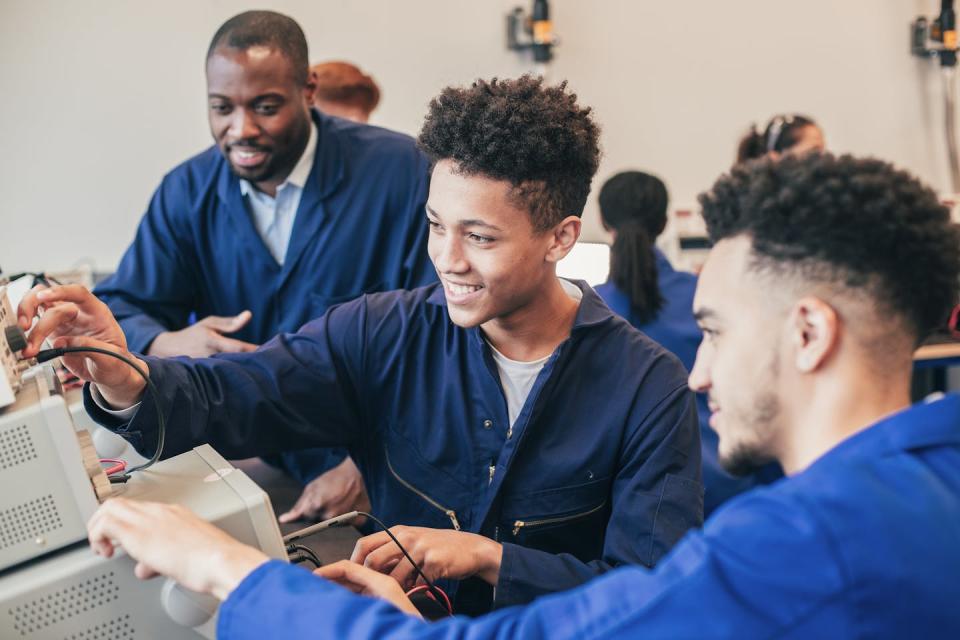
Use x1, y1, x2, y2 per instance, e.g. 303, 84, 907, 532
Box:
735, 114, 824, 164
595, 171, 779, 515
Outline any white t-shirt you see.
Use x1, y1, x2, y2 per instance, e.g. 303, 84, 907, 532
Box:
486, 279, 583, 427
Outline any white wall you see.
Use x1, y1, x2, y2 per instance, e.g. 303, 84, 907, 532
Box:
0, 0, 950, 272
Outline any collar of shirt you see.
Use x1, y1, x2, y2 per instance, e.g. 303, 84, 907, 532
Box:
238, 121, 318, 264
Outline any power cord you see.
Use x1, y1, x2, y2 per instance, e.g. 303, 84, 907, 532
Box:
35, 346, 164, 481
282, 510, 453, 616
287, 543, 321, 569
5, 271, 63, 287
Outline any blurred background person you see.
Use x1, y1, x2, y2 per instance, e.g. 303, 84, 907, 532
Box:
736, 114, 824, 165
311, 60, 380, 123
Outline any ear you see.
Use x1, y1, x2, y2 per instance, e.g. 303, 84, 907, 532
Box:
789, 296, 839, 373
303, 69, 318, 106
544, 216, 582, 264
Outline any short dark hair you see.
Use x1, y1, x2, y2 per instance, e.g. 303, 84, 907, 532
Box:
736, 114, 818, 164
599, 171, 669, 323
417, 75, 601, 231
207, 11, 309, 85
699, 153, 960, 342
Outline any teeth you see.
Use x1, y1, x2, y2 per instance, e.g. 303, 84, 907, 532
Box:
447, 282, 482, 296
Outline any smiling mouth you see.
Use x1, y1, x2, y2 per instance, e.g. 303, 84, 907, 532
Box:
228, 146, 269, 168
443, 279, 484, 299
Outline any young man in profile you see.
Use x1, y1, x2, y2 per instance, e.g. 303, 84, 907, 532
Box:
21, 76, 702, 616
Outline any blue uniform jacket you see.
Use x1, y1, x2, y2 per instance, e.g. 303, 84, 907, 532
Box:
86, 282, 703, 612
596, 248, 781, 514
93, 110, 436, 482
216, 393, 960, 639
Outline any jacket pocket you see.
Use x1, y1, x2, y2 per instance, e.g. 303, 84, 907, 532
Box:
498, 477, 610, 561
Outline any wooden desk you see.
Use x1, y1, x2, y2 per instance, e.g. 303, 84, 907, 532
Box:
914, 341, 960, 368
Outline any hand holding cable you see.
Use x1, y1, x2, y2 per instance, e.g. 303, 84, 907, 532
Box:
17, 284, 148, 408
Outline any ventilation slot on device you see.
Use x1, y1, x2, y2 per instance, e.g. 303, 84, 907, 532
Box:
7, 571, 121, 635
0, 495, 63, 550
0, 424, 38, 470
66, 613, 135, 640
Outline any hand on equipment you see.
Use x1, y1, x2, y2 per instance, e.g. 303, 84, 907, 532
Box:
87, 497, 269, 601
17, 284, 148, 408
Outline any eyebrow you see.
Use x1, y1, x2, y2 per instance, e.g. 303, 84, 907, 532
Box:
424, 205, 504, 232
207, 92, 286, 101
693, 308, 719, 323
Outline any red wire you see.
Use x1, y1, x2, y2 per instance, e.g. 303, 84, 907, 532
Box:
405, 584, 453, 616
950, 304, 960, 337
100, 458, 126, 476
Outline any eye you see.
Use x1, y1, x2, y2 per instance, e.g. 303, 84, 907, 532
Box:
254, 103, 280, 115
468, 233, 494, 245
426, 218, 443, 232
209, 103, 232, 115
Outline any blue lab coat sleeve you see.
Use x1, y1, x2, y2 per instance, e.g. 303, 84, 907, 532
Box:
83, 297, 372, 460
216, 489, 848, 640
96, 174, 199, 354
492, 382, 703, 608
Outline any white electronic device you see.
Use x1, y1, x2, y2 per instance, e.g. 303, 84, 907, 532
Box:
0, 296, 288, 638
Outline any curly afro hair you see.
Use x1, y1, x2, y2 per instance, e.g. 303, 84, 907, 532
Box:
698, 152, 960, 342
417, 75, 601, 231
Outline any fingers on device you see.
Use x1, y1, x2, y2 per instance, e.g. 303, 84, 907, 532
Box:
0, 284, 287, 639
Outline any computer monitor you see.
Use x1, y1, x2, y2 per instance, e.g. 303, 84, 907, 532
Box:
557, 241, 610, 286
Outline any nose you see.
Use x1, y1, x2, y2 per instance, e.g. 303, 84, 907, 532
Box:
687, 342, 711, 393
227, 108, 260, 141
431, 233, 469, 275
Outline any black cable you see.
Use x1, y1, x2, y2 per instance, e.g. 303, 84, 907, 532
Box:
356, 511, 451, 615
286, 543, 321, 568
5, 271, 63, 287
35, 346, 164, 480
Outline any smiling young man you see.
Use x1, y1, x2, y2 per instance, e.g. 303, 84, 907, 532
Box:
43, 152, 960, 639
22, 76, 702, 615
91, 10, 441, 528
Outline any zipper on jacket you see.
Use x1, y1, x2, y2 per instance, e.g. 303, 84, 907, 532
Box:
511, 500, 607, 537
384, 448, 461, 531
488, 460, 496, 485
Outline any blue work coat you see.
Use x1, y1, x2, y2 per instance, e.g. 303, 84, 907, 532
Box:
87, 282, 703, 613
215, 393, 960, 639
596, 248, 781, 514
94, 110, 436, 482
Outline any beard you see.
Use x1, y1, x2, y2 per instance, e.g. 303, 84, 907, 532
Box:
718, 356, 781, 476
720, 436, 778, 476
